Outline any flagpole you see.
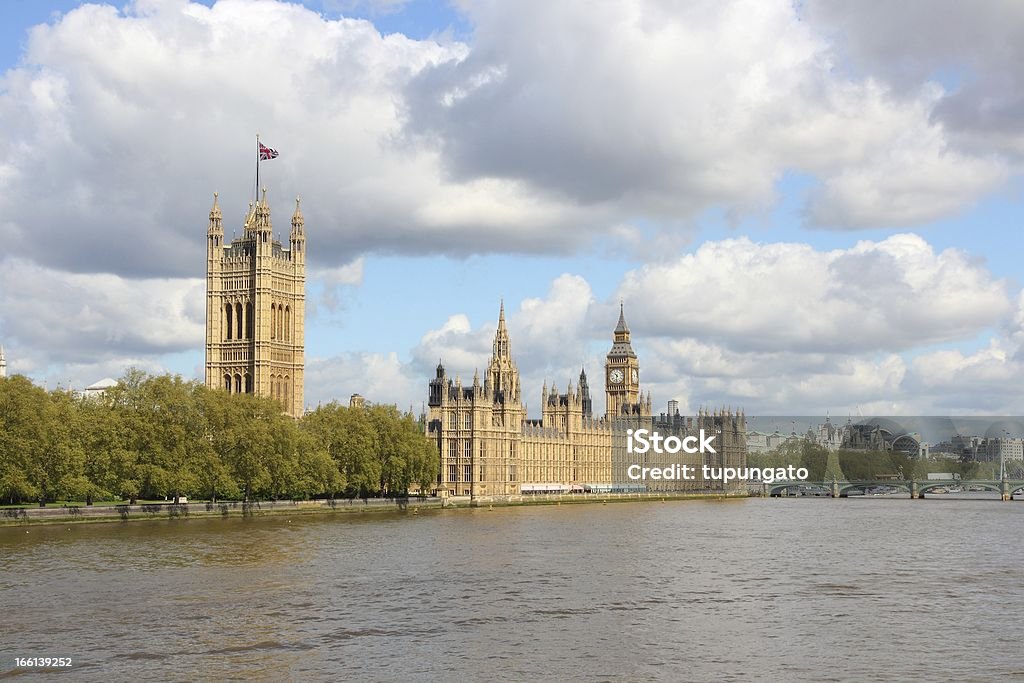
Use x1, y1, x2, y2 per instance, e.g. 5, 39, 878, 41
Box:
255, 133, 260, 203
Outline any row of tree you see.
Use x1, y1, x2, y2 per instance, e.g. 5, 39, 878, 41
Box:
0, 371, 439, 505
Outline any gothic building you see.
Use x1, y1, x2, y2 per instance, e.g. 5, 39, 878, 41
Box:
426, 303, 747, 497
204, 190, 305, 417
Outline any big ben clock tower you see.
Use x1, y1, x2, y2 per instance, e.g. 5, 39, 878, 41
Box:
605, 303, 643, 418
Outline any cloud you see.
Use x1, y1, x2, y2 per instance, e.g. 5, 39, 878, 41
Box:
0, 0, 611, 280
0, 257, 204, 364
618, 233, 1011, 353
404, 0, 1014, 230
804, 0, 1024, 158
305, 350, 417, 409
2, 0, 1017, 292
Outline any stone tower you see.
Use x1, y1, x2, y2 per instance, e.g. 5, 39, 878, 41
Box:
204, 190, 305, 417
605, 303, 649, 418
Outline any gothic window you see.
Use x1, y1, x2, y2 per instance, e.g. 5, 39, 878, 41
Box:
463, 464, 472, 483
448, 464, 458, 483
245, 374, 252, 394
225, 304, 233, 340
285, 306, 291, 342
246, 302, 254, 340
284, 378, 289, 407
224, 374, 231, 392
235, 302, 243, 340
479, 464, 486, 481
464, 440, 472, 458
271, 304, 277, 340
448, 440, 457, 459
234, 373, 242, 394
464, 412, 472, 429
278, 305, 284, 341
509, 464, 517, 482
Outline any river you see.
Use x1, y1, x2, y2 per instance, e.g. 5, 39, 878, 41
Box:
2, 497, 1023, 681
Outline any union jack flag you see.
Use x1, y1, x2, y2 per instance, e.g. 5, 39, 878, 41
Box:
259, 142, 279, 160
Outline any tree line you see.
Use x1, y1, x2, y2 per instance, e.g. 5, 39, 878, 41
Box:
0, 370, 439, 505
748, 441, 990, 480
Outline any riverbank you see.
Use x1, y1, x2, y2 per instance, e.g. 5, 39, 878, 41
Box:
0, 490, 747, 526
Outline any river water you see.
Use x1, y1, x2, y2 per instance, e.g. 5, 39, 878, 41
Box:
2, 496, 1023, 681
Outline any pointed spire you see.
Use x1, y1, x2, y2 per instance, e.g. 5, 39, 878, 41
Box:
208, 192, 223, 235
492, 299, 511, 359
473, 368, 480, 388
615, 300, 629, 334
291, 195, 304, 234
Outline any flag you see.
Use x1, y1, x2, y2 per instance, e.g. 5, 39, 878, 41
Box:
259, 142, 279, 161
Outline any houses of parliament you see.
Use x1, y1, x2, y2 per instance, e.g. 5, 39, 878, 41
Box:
201, 188, 746, 491
425, 303, 748, 497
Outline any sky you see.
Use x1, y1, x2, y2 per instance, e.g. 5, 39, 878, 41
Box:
1, 0, 1023, 416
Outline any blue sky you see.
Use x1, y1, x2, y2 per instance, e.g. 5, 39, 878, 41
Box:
1, 0, 1022, 415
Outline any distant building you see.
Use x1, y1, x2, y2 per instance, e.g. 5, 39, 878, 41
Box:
0, 344, 6, 378
81, 378, 118, 400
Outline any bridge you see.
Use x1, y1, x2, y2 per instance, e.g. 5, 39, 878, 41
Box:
763, 478, 1024, 500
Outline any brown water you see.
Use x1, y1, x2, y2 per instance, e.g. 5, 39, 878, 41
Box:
2, 497, 1023, 681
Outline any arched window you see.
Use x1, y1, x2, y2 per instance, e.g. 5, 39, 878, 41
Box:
245, 374, 253, 394
277, 304, 284, 341
235, 302, 243, 340
224, 374, 232, 392
283, 380, 289, 408
246, 302, 254, 340
285, 306, 291, 342
234, 373, 242, 393
225, 303, 233, 341
271, 304, 277, 340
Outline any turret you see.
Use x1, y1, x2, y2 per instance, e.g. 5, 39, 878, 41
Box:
207, 192, 223, 251
428, 360, 446, 407
290, 196, 305, 264
579, 367, 592, 417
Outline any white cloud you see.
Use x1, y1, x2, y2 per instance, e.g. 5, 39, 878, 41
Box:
0, 0, 611, 280
805, 0, 1024, 158
0, 257, 204, 364
305, 350, 417, 409
404, 0, 1015, 230
618, 233, 1011, 353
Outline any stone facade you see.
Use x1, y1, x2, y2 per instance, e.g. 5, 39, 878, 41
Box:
426, 303, 748, 496
204, 190, 305, 417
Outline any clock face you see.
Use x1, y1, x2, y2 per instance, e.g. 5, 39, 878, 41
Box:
631, 369, 638, 383
609, 369, 624, 384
